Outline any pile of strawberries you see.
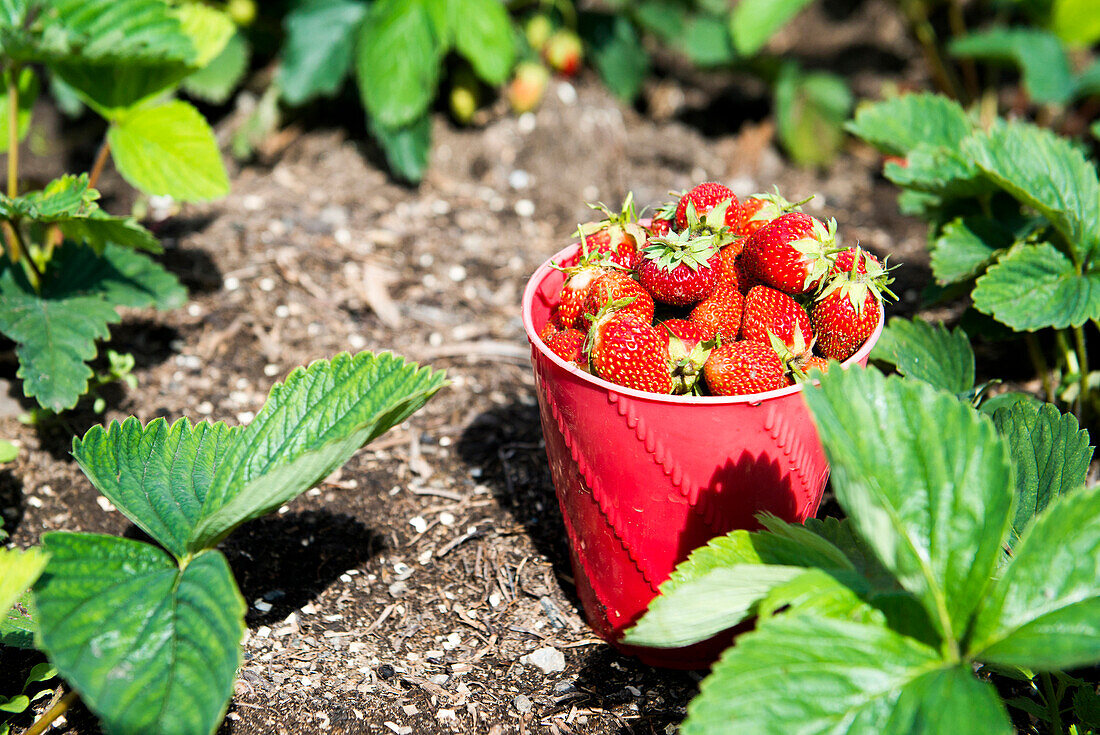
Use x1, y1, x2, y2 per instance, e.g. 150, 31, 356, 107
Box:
537, 182, 895, 396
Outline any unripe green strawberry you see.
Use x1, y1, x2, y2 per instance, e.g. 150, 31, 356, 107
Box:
449, 67, 481, 124
544, 29, 583, 76
508, 61, 550, 114
581, 270, 655, 325
228, 0, 256, 26
741, 212, 838, 294
525, 14, 554, 52
638, 229, 721, 306
703, 341, 790, 396
741, 285, 814, 358
586, 310, 673, 394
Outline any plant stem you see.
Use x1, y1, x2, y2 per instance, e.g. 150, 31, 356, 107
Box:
1074, 325, 1089, 424
1040, 672, 1065, 735
899, 0, 963, 100
1025, 333, 1055, 404
7, 65, 18, 199
23, 690, 78, 735
87, 139, 111, 190
947, 0, 979, 101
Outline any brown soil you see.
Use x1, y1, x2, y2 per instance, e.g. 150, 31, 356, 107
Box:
1, 3, 937, 733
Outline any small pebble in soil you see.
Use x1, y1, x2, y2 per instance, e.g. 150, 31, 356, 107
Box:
508, 170, 531, 190
520, 646, 566, 674
388, 581, 408, 598
96, 496, 116, 513
517, 112, 536, 133
557, 81, 577, 104
224, 277, 240, 291
513, 694, 533, 713
377, 664, 396, 679
429, 674, 449, 686
514, 199, 535, 217
253, 599, 273, 613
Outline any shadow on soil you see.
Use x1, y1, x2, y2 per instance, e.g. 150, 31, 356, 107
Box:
0, 469, 25, 538
221, 509, 387, 627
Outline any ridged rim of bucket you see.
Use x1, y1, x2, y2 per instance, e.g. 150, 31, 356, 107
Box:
521, 242, 885, 406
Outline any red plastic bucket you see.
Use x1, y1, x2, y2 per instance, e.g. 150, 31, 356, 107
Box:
521, 242, 883, 668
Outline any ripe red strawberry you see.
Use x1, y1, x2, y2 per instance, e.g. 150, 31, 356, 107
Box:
689, 287, 743, 343
740, 212, 838, 295
576, 192, 647, 270
544, 327, 587, 366
715, 245, 741, 288
582, 270, 655, 325
508, 61, 550, 114
586, 310, 673, 394
703, 340, 791, 396
735, 191, 808, 237
811, 251, 894, 361
831, 246, 882, 277
741, 285, 814, 358
638, 229, 721, 306
675, 182, 741, 232
657, 319, 715, 395
551, 251, 617, 329
646, 198, 678, 238
544, 29, 582, 76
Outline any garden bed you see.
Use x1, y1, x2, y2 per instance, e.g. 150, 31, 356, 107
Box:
1, 16, 935, 735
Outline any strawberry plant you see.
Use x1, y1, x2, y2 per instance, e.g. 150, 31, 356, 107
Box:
626, 363, 1100, 734
0, 0, 236, 412
12, 350, 445, 735
0, 542, 51, 735
848, 93, 1100, 421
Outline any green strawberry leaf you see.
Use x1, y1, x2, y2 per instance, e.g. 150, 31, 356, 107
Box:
755, 568, 882, 623
972, 242, 1100, 331
991, 402, 1092, 547
729, 0, 813, 56
883, 144, 987, 198
355, 0, 442, 129
963, 122, 1100, 261
682, 615, 1012, 735
449, 0, 515, 86
930, 217, 1020, 286
970, 485, 1100, 669
35, 534, 244, 735
677, 13, 735, 68
0, 546, 48, 620
949, 28, 1075, 106
846, 93, 973, 157
108, 100, 229, 202
581, 13, 649, 102
0, 242, 184, 411
802, 516, 898, 591
1053, 0, 1100, 46
805, 367, 1014, 648
0, 174, 159, 254
73, 418, 240, 559
0, 66, 38, 153
188, 351, 447, 551
368, 113, 432, 184
43, 0, 199, 113
1, 590, 37, 649
277, 0, 365, 106
175, 2, 234, 69
182, 30, 249, 105
774, 64, 852, 168
870, 316, 975, 395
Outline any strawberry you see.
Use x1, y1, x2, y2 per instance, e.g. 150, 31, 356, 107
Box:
831, 246, 881, 276
646, 198, 678, 237
741, 285, 814, 358
582, 270, 655, 325
735, 190, 808, 237
658, 320, 715, 395
524, 14, 554, 53
637, 229, 721, 306
689, 287, 743, 343
585, 307, 673, 394
811, 248, 895, 361
703, 340, 791, 396
576, 192, 647, 270
740, 212, 839, 295
675, 182, 741, 232
508, 61, 550, 114
544, 29, 583, 76
544, 327, 587, 366
550, 250, 618, 329
715, 244, 741, 288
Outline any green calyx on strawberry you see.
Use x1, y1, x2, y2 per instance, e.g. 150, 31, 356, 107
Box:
659, 319, 717, 395
574, 191, 647, 269
742, 212, 840, 295
548, 249, 621, 328
811, 247, 897, 361
683, 197, 740, 248
675, 182, 741, 232
638, 229, 722, 306
737, 189, 812, 237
